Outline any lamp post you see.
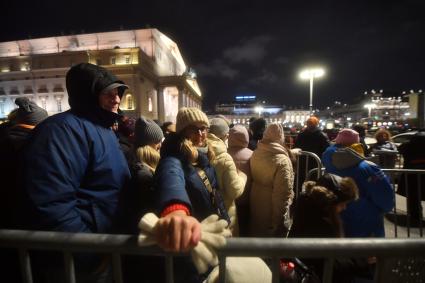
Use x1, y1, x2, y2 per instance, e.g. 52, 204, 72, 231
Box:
364, 103, 375, 118
299, 68, 325, 115
254, 105, 264, 117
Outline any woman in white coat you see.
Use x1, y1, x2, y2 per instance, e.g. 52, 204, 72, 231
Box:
207, 118, 247, 236
249, 123, 294, 237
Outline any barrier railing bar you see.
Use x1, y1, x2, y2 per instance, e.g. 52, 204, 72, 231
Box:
218, 255, 226, 283
271, 256, 280, 283
112, 253, 123, 283
2, 231, 425, 257
165, 255, 174, 283
295, 151, 322, 197
64, 252, 76, 283
417, 175, 423, 237
374, 256, 385, 283
322, 258, 334, 283
405, 172, 412, 237
19, 248, 33, 283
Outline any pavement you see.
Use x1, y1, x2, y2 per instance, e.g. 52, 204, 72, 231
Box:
384, 194, 425, 238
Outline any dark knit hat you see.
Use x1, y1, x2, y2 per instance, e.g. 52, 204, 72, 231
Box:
134, 116, 164, 147
14, 97, 48, 125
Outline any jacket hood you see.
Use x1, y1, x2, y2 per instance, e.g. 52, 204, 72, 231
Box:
331, 146, 365, 170
256, 140, 289, 156
207, 133, 227, 156
228, 125, 249, 148
66, 63, 127, 127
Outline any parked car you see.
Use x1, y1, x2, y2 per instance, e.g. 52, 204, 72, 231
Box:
392, 131, 418, 147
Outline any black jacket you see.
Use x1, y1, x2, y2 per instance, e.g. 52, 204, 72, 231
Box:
294, 127, 330, 157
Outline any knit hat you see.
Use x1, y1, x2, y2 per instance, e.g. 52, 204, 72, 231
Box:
13, 97, 48, 125
176, 107, 209, 133
134, 116, 164, 147
262, 123, 284, 144
209, 117, 229, 139
334, 128, 360, 146
306, 116, 319, 128
214, 114, 232, 126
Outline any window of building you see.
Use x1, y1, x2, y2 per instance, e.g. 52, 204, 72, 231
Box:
96, 59, 102, 65
40, 96, 47, 110
126, 94, 134, 110
55, 95, 63, 112
148, 97, 153, 112
125, 55, 130, 64
111, 57, 116, 65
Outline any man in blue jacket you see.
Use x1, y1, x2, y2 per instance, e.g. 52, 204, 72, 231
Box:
20, 63, 202, 282
322, 128, 394, 237
22, 63, 131, 234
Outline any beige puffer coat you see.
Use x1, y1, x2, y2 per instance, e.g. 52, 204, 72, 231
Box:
208, 133, 247, 235
249, 141, 294, 237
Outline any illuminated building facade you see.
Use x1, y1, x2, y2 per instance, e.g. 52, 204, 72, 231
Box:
0, 29, 202, 123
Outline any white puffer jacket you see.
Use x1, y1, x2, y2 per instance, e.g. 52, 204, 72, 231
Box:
249, 141, 294, 237
208, 133, 247, 234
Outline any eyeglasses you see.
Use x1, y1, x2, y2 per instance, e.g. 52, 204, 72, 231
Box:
187, 125, 209, 134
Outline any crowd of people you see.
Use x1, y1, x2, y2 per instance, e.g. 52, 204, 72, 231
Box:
0, 62, 423, 283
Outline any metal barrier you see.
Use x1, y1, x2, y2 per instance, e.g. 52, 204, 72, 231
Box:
295, 151, 323, 198
370, 150, 402, 169
382, 168, 425, 238
1, 229, 425, 283
294, 151, 425, 238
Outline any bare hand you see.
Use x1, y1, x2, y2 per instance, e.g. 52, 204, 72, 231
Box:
155, 210, 201, 252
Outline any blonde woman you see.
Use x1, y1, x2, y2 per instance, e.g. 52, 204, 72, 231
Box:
207, 117, 247, 236
154, 107, 229, 282
122, 117, 164, 234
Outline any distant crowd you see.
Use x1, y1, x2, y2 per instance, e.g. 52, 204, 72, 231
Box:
1, 63, 424, 283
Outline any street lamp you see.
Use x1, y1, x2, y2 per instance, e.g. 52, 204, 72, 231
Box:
299, 68, 325, 114
254, 105, 264, 117
364, 103, 375, 118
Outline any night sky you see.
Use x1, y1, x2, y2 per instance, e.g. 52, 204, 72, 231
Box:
1, 0, 424, 111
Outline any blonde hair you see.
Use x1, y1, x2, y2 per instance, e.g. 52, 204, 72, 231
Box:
374, 128, 392, 141
136, 145, 161, 171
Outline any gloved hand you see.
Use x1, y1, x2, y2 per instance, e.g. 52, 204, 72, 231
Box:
138, 213, 231, 274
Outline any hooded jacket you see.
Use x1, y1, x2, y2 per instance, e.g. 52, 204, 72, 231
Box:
249, 141, 294, 237
21, 63, 131, 233
207, 133, 246, 234
322, 144, 394, 237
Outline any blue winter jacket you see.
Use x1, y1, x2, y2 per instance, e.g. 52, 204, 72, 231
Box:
322, 144, 394, 237
155, 133, 229, 222
21, 63, 131, 233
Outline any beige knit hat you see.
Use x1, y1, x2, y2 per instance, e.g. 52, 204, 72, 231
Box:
176, 107, 210, 133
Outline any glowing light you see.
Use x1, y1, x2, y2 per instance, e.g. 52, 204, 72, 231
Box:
299, 68, 325, 80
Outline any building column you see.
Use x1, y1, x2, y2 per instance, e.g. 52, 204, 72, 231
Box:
178, 87, 184, 109
419, 92, 425, 128
157, 86, 165, 123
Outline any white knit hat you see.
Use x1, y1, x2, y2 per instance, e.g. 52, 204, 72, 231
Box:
176, 107, 210, 133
